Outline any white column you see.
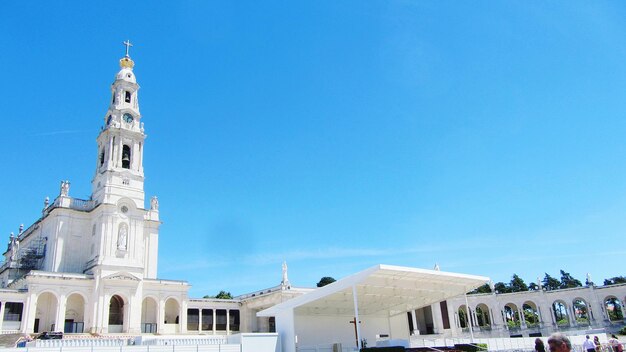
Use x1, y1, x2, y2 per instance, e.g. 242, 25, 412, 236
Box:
107, 136, 113, 166
55, 294, 67, 333
472, 309, 479, 327
569, 305, 577, 326
212, 309, 216, 334
0, 301, 5, 332
23, 293, 37, 333
226, 309, 230, 335
132, 143, 139, 171
157, 299, 164, 334
352, 285, 362, 350
518, 307, 526, 328
181, 300, 188, 334
198, 308, 202, 333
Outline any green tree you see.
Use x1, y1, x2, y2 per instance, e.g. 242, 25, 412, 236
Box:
204, 290, 233, 299
494, 282, 511, 294
215, 290, 233, 299
542, 273, 560, 291
559, 270, 582, 289
469, 283, 492, 294
529, 283, 539, 291
604, 276, 626, 285
510, 274, 529, 292
317, 277, 336, 287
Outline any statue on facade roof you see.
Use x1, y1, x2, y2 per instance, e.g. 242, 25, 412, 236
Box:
281, 261, 290, 289
60, 180, 70, 196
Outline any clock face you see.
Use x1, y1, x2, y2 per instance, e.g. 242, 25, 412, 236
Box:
123, 113, 134, 123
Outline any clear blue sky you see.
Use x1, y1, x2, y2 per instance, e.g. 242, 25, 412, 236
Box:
2, 1, 626, 297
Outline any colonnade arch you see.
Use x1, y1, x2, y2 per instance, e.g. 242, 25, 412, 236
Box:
475, 303, 490, 327
64, 293, 85, 333
604, 296, 624, 321
572, 298, 590, 325
164, 297, 180, 325
457, 305, 468, 328
522, 301, 540, 327
141, 297, 158, 333
503, 303, 519, 328
552, 300, 569, 326
108, 295, 125, 333
34, 292, 57, 333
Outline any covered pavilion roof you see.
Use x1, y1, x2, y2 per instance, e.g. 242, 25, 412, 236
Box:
258, 264, 490, 318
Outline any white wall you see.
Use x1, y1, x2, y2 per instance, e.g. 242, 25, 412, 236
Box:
294, 313, 394, 348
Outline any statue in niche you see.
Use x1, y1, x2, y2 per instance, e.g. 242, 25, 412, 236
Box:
118, 224, 128, 250
150, 196, 159, 211
60, 180, 70, 196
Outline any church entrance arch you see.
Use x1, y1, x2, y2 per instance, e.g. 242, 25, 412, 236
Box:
64, 293, 85, 333
552, 300, 569, 326
164, 298, 180, 334
457, 305, 468, 328
573, 298, 590, 325
522, 301, 540, 327
604, 296, 624, 321
141, 297, 158, 333
108, 295, 125, 333
34, 292, 58, 333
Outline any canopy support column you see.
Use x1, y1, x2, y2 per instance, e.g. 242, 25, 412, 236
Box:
353, 285, 362, 350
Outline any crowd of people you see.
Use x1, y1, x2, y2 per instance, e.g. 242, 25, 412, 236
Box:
535, 333, 623, 352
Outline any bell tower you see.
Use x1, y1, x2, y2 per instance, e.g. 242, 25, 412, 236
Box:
92, 41, 146, 209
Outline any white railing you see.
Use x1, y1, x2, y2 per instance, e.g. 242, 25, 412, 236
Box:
69, 198, 96, 211
1, 346, 241, 352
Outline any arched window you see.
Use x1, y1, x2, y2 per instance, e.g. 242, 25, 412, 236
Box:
122, 145, 131, 169
99, 150, 105, 166
125, 91, 131, 103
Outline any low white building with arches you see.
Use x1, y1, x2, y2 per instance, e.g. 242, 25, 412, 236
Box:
440, 283, 626, 338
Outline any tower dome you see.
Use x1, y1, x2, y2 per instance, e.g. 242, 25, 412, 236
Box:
115, 66, 136, 84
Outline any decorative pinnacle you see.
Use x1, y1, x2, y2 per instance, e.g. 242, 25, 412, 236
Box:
120, 40, 135, 69
123, 40, 133, 57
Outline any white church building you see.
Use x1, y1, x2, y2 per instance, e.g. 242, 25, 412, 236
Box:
1, 45, 625, 351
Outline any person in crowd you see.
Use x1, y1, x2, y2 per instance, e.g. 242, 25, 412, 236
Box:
536, 338, 546, 352
609, 335, 622, 352
548, 333, 572, 352
584, 335, 597, 352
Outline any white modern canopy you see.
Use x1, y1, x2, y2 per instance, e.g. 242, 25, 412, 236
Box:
258, 264, 489, 352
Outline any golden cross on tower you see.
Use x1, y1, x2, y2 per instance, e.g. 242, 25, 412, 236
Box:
123, 40, 133, 57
